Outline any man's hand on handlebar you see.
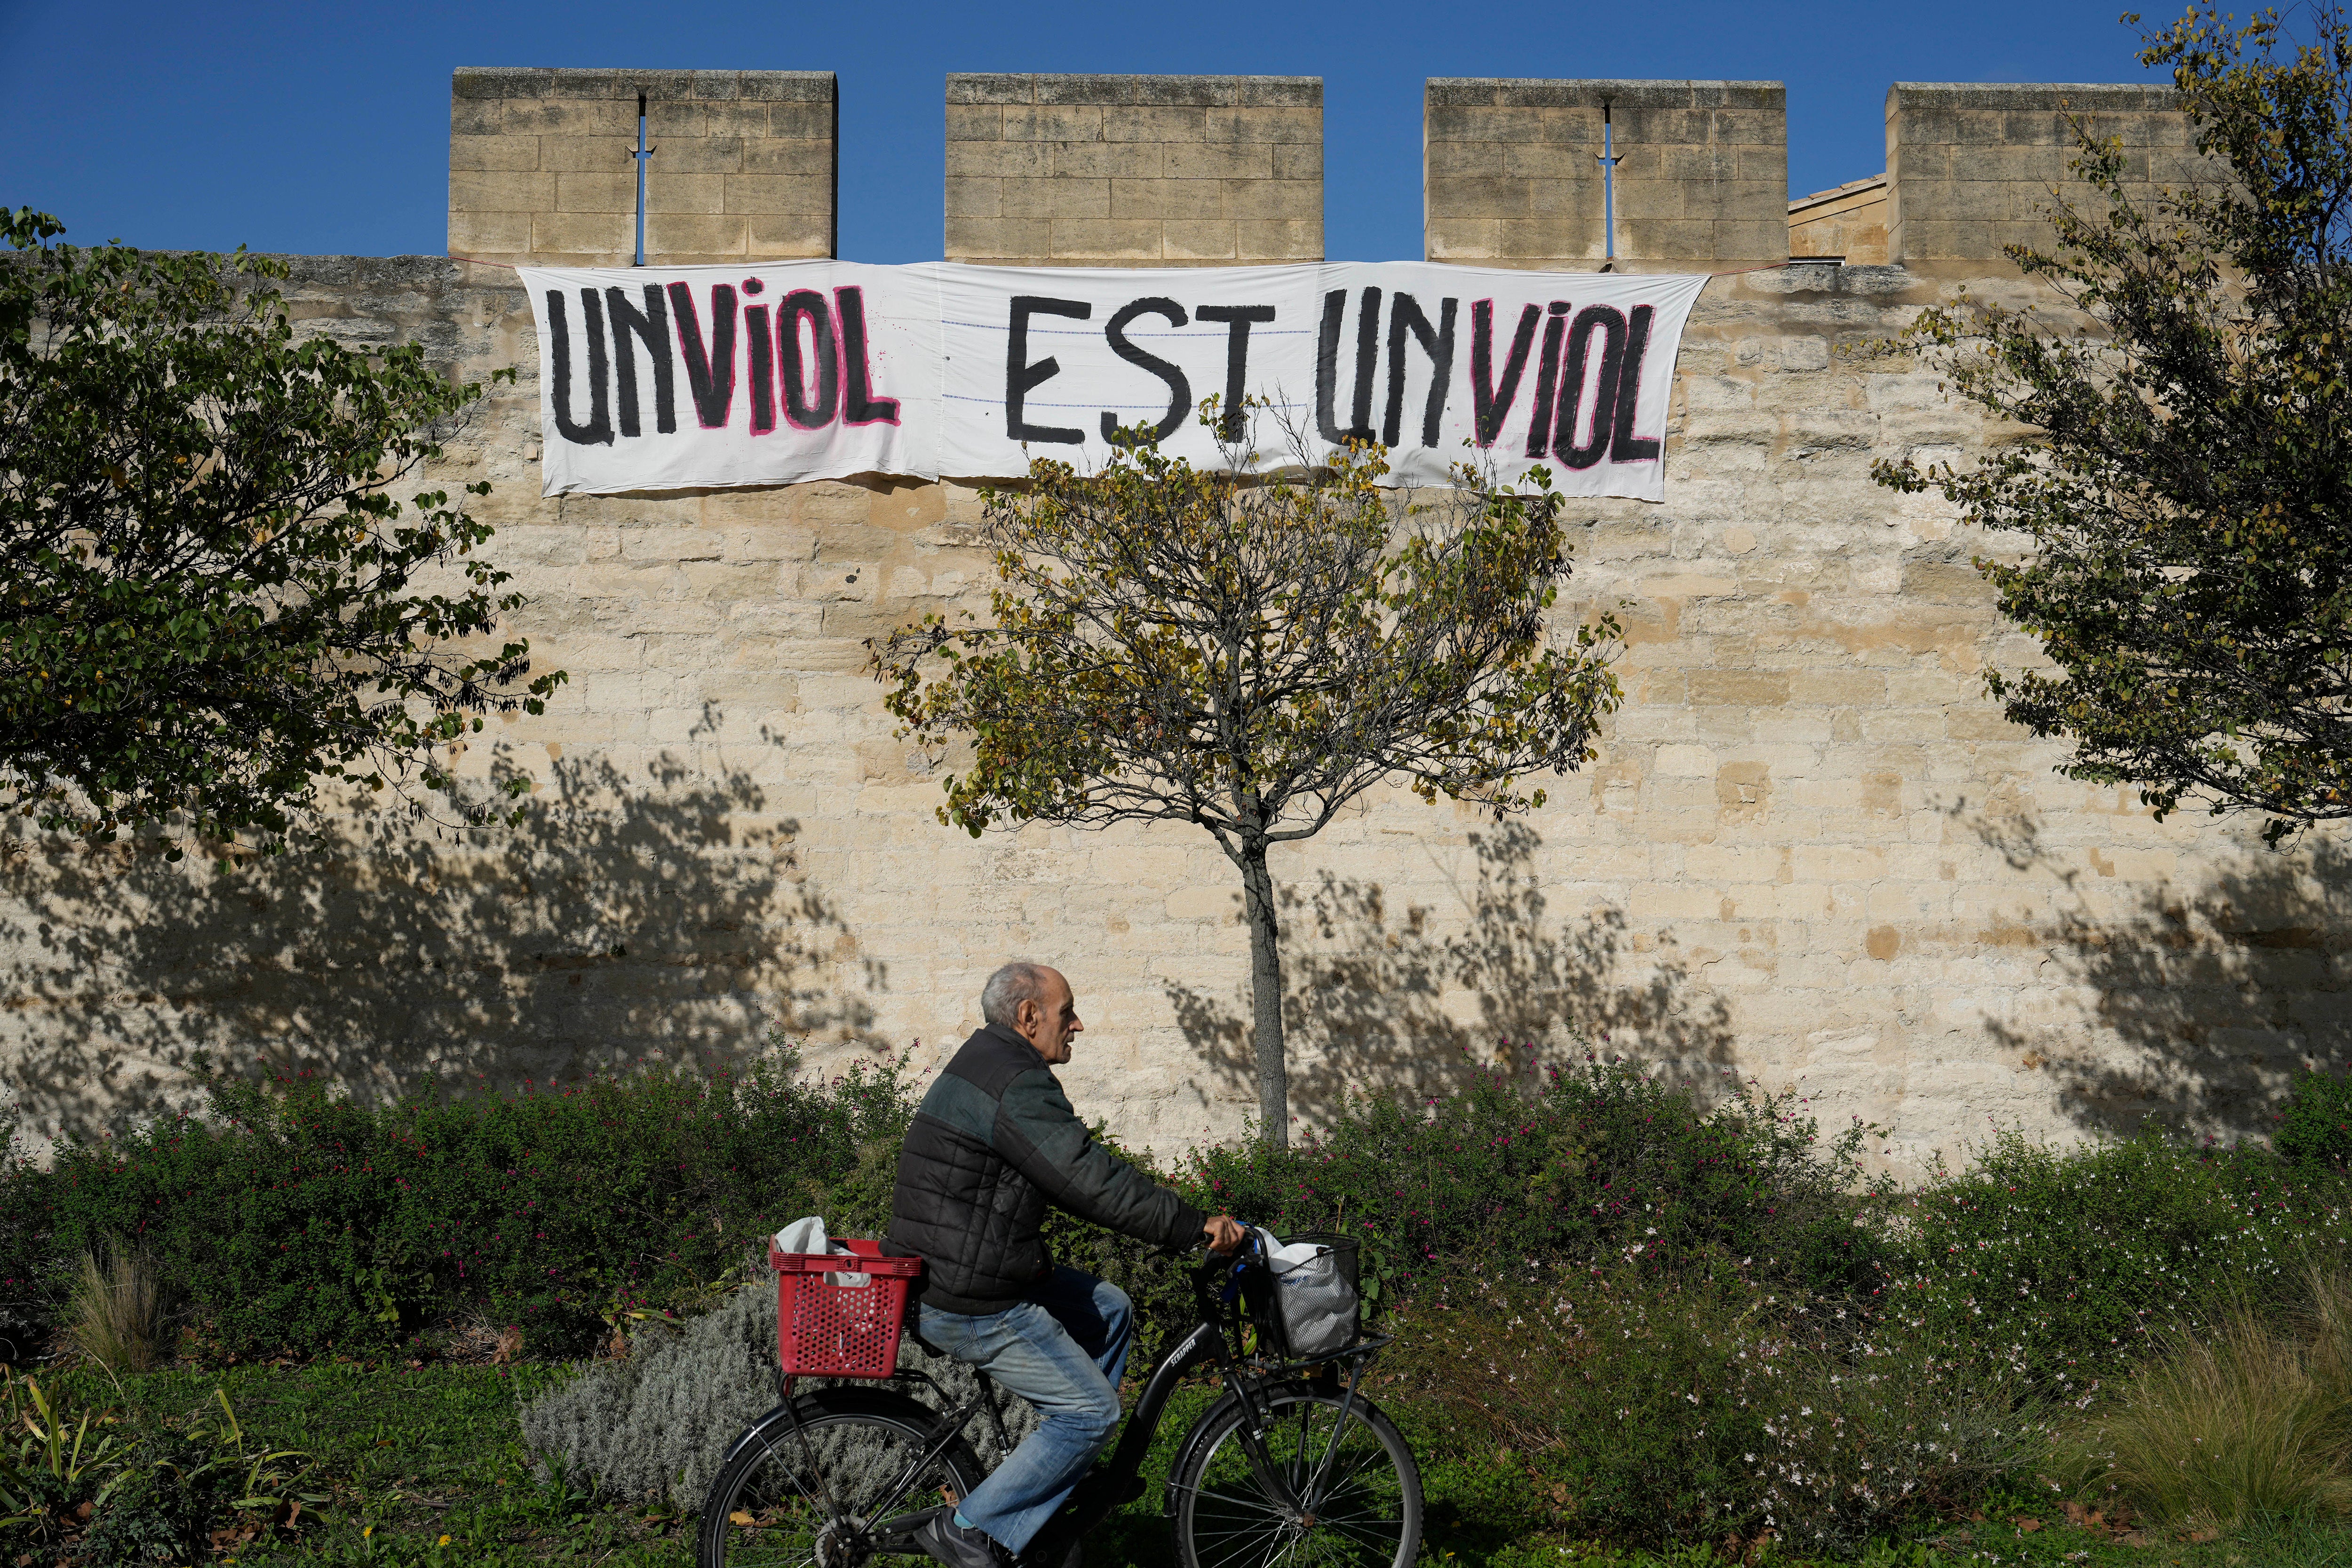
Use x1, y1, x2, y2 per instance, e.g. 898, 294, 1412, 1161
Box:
1201, 1214, 1248, 1255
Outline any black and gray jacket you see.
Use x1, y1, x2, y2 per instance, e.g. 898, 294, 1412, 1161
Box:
887, 1024, 1206, 1316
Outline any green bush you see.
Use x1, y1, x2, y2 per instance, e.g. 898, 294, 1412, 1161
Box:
14, 1045, 919, 1358
1183, 1054, 1888, 1302
2279, 1071, 2352, 1169
0, 1099, 50, 1364
1391, 1260, 2042, 1556
1883, 1130, 2352, 1397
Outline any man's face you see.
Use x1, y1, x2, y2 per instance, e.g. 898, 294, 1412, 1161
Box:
1016, 970, 1084, 1065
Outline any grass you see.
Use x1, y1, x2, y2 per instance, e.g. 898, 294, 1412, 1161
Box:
67, 1247, 169, 1374
16, 1359, 2352, 1565
2057, 1273, 2352, 1534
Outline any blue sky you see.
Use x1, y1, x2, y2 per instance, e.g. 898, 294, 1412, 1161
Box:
3, 0, 2164, 263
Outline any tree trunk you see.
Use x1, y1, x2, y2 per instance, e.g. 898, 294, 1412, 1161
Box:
1237, 839, 1288, 1148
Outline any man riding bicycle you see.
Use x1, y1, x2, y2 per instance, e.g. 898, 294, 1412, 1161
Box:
887, 962, 1247, 1568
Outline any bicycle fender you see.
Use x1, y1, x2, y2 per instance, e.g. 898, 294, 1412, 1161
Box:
714, 1401, 798, 1474
711, 1386, 944, 1475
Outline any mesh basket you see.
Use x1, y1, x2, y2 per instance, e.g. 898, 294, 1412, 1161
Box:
769, 1237, 922, 1379
1239, 1232, 1361, 1360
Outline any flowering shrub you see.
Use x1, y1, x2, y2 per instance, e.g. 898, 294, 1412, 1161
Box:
1882, 1130, 2352, 1397
1183, 1053, 1890, 1302
7, 1044, 920, 1357
1389, 1261, 2040, 1555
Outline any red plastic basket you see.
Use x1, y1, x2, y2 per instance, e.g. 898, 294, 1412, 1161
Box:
769, 1236, 922, 1379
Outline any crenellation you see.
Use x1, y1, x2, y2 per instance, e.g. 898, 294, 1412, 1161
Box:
446, 67, 836, 265
1424, 78, 1788, 268
1884, 82, 2225, 264
946, 73, 1321, 265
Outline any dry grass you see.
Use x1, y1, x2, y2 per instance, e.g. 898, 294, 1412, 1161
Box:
2065, 1270, 2352, 1530
66, 1248, 169, 1373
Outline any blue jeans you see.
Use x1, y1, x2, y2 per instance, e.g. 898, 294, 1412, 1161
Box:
916, 1267, 1134, 1554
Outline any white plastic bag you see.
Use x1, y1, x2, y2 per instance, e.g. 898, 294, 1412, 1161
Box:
1255, 1228, 1359, 1359
773, 1214, 869, 1288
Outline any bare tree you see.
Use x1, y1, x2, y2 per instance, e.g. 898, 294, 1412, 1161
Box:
868, 418, 1621, 1146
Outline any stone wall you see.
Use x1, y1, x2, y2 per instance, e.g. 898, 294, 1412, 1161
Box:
945, 74, 1321, 266
1425, 80, 1788, 268
449, 68, 837, 265
1885, 83, 2217, 263
2, 74, 2336, 1175
1788, 175, 1888, 263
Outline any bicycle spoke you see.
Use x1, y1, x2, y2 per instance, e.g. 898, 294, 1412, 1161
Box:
1198, 1522, 1291, 1568
714, 1412, 954, 1568
1179, 1389, 1414, 1568
1182, 1485, 1294, 1518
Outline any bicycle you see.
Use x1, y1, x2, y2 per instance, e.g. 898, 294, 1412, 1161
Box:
694, 1232, 1422, 1568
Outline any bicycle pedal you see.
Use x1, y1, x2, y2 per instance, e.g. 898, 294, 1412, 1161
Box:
874, 1504, 949, 1544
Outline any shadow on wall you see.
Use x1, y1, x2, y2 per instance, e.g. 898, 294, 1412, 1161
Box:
1971, 805, 2352, 1143
1163, 822, 1736, 1129
0, 751, 886, 1142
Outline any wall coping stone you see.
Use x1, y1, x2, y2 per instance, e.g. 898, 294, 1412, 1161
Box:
1427, 78, 1784, 111
1886, 82, 2178, 113
947, 73, 1320, 108
452, 68, 836, 102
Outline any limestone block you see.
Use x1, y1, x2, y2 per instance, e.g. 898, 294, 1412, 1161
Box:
1164, 143, 1272, 181
947, 104, 1003, 141
1046, 219, 1164, 261
1113, 178, 1217, 219
449, 209, 532, 255
529, 211, 632, 261
642, 212, 749, 259
554, 172, 637, 214
1002, 178, 1111, 220
1103, 106, 1207, 143
658, 137, 753, 175
1162, 223, 1240, 262
1055, 142, 1165, 179
946, 140, 1055, 179
946, 178, 1001, 218
725, 175, 831, 216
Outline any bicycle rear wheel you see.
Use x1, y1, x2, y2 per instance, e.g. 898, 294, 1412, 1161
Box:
1169, 1384, 1422, 1568
696, 1385, 986, 1568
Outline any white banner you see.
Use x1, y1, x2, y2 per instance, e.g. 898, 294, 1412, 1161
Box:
520, 262, 1708, 499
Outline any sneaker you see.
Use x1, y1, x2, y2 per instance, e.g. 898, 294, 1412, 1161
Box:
915, 1512, 1008, 1568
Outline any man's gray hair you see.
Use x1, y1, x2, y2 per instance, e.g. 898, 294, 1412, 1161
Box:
981, 962, 1053, 1029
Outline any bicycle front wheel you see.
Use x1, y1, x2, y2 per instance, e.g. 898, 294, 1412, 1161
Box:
695, 1385, 986, 1568
1170, 1384, 1422, 1568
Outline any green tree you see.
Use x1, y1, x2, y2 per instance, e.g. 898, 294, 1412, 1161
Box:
1874, 6, 2352, 843
0, 209, 563, 856
868, 421, 1621, 1145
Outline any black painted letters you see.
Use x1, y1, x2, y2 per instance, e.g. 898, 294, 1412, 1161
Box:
548, 288, 614, 447
1194, 303, 1274, 441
